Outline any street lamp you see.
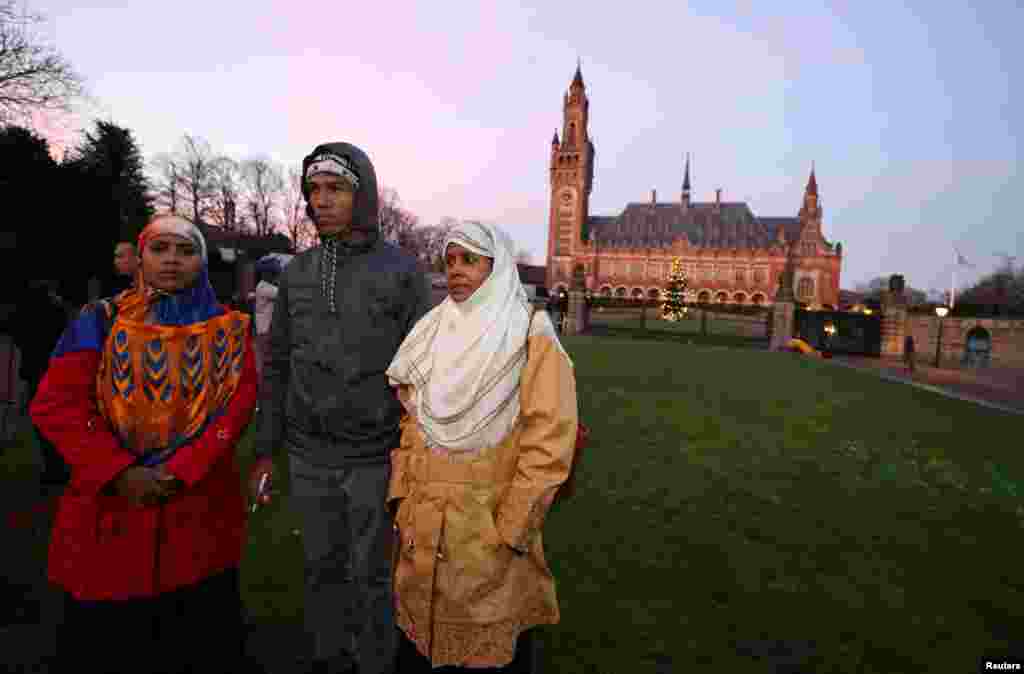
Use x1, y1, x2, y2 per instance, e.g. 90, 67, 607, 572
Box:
934, 305, 949, 367
823, 322, 836, 358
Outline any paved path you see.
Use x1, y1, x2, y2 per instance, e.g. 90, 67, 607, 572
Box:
828, 355, 1024, 415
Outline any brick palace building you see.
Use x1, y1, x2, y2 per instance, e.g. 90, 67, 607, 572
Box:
545, 64, 843, 308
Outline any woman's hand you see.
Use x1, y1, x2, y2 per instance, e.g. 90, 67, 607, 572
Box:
112, 466, 168, 507
154, 467, 185, 502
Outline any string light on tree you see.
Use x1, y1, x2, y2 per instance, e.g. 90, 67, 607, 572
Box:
661, 257, 689, 321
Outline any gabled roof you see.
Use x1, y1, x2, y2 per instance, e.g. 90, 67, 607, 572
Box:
586, 200, 806, 250
197, 223, 293, 257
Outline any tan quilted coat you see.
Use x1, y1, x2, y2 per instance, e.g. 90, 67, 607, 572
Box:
388, 316, 578, 668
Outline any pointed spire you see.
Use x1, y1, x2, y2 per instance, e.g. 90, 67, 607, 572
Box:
806, 161, 818, 196
552, 129, 560, 146
571, 58, 585, 89
682, 152, 691, 192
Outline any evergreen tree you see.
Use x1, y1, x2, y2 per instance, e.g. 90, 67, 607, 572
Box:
66, 120, 153, 242
53, 121, 153, 303
0, 125, 58, 290
661, 257, 689, 321
0, 124, 55, 179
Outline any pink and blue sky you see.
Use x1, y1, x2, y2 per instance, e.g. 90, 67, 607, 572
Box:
32, 0, 1021, 292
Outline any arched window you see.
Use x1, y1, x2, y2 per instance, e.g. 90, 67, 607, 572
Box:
715, 291, 729, 303
698, 291, 711, 303
797, 278, 815, 299
734, 292, 747, 304
964, 327, 992, 368
751, 293, 765, 305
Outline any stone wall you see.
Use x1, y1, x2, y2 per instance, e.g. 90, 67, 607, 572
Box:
904, 315, 1024, 368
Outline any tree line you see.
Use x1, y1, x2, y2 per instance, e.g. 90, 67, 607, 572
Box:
855, 265, 1024, 317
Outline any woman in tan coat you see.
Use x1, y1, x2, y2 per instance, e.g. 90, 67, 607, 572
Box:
385, 222, 578, 672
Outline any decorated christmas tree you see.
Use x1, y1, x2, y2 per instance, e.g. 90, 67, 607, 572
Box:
661, 257, 689, 321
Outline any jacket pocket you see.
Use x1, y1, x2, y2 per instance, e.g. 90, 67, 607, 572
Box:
438, 489, 514, 608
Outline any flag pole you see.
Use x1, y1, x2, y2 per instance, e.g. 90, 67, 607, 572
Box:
950, 249, 956, 311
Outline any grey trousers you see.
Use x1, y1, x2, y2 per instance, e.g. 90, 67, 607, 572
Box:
289, 454, 397, 674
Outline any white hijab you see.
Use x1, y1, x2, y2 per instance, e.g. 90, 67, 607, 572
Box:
386, 222, 535, 454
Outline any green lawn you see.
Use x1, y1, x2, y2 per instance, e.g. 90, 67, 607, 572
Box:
590, 311, 768, 340
5, 336, 1023, 672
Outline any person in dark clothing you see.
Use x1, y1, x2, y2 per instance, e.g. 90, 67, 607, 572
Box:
10, 280, 72, 488
110, 240, 138, 296
250, 142, 432, 674
904, 334, 916, 374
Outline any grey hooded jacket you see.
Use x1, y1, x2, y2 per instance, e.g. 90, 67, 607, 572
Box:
255, 142, 432, 466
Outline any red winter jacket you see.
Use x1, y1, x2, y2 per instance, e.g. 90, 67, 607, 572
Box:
30, 321, 257, 601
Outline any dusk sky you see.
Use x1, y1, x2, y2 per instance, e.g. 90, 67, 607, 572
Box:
33, 0, 1021, 292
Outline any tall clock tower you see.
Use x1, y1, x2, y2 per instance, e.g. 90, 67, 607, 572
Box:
547, 62, 595, 290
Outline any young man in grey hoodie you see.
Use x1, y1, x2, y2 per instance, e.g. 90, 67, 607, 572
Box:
250, 142, 432, 674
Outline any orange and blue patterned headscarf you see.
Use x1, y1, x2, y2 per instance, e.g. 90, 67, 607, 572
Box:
115, 215, 222, 326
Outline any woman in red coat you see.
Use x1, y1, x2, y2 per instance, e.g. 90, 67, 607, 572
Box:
31, 215, 258, 674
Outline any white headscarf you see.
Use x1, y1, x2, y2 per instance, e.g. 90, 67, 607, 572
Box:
386, 222, 535, 454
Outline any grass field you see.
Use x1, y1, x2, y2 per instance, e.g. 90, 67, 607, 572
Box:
4, 334, 1023, 672
589, 309, 768, 339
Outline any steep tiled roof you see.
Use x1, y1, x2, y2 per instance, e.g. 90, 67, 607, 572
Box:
758, 217, 803, 244
586, 201, 804, 250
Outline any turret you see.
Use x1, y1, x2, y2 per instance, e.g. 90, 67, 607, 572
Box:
681, 153, 691, 212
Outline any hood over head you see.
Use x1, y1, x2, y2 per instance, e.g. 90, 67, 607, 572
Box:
302, 142, 379, 242
302, 142, 382, 313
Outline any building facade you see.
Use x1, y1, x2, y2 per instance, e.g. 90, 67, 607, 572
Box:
546, 65, 843, 308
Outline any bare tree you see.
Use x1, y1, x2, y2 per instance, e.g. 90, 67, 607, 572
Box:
407, 218, 457, 272
149, 152, 183, 215
958, 255, 1024, 312
0, 1, 85, 124
178, 134, 217, 224
855, 275, 927, 305
281, 165, 315, 251
379, 186, 419, 248
207, 156, 243, 230
241, 157, 283, 237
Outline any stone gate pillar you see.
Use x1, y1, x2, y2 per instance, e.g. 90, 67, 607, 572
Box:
564, 264, 589, 336
769, 250, 799, 351
769, 301, 795, 351
880, 274, 908, 357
